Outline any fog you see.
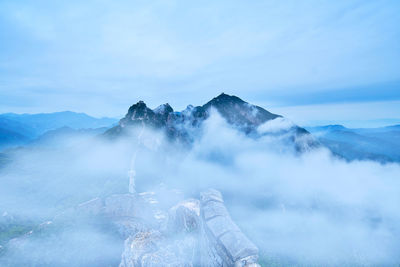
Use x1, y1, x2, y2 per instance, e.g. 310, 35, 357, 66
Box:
1, 112, 400, 266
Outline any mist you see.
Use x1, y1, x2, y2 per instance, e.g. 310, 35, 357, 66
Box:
1, 112, 400, 266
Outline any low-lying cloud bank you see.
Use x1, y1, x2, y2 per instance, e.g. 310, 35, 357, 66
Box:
1, 112, 400, 266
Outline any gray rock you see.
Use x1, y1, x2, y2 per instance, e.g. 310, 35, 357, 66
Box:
112, 218, 149, 238
120, 230, 163, 267
167, 199, 200, 233
120, 230, 199, 266
141, 235, 197, 267
119, 189, 260, 267
141, 249, 185, 267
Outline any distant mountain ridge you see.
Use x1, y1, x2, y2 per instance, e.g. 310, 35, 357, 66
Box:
0, 111, 117, 136
307, 124, 400, 162
0, 111, 117, 150
106, 93, 316, 150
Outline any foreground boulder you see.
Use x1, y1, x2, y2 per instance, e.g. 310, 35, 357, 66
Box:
119, 189, 260, 267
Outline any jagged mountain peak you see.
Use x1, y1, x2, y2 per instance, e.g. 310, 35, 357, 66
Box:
120, 101, 156, 128
205, 93, 245, 107
202, 93, 280, 130
154, 103, 173, 114
127, 101, 149, 113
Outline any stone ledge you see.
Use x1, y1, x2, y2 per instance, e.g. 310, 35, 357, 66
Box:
219, 230, 258, 262
203, 200, 230, 221
200, 188, 259, 266
206, 215, 241, 238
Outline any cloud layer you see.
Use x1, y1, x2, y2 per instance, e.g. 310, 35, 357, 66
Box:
1, 114, 400, 265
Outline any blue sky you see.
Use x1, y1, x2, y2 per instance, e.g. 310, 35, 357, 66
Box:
0, 0, 399, 126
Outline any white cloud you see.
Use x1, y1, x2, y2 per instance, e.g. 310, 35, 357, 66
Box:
257, 117, 295, 134
1, 114, 400, 264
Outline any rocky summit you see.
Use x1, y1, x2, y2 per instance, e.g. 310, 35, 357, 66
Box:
105, 93, 317, 150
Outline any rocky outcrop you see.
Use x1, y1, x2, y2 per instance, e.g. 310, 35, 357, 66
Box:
119, 198, 201, 267
167, 199, 200, 234
119, 189, 260, 267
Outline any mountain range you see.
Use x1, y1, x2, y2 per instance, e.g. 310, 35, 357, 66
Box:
1, 94, 400, 163
0, 112, 117, 150
307, 124, 400, 162
105, 93, 316, 151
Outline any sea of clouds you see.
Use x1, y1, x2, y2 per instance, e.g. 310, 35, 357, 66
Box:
1, 112, 400, 266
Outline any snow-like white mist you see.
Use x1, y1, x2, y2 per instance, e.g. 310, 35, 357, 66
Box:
1, 112, 400, 266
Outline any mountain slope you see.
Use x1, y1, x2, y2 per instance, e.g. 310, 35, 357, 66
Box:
0, 117, 35, 150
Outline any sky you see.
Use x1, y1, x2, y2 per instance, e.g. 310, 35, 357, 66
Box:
0, 0, 399, 127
